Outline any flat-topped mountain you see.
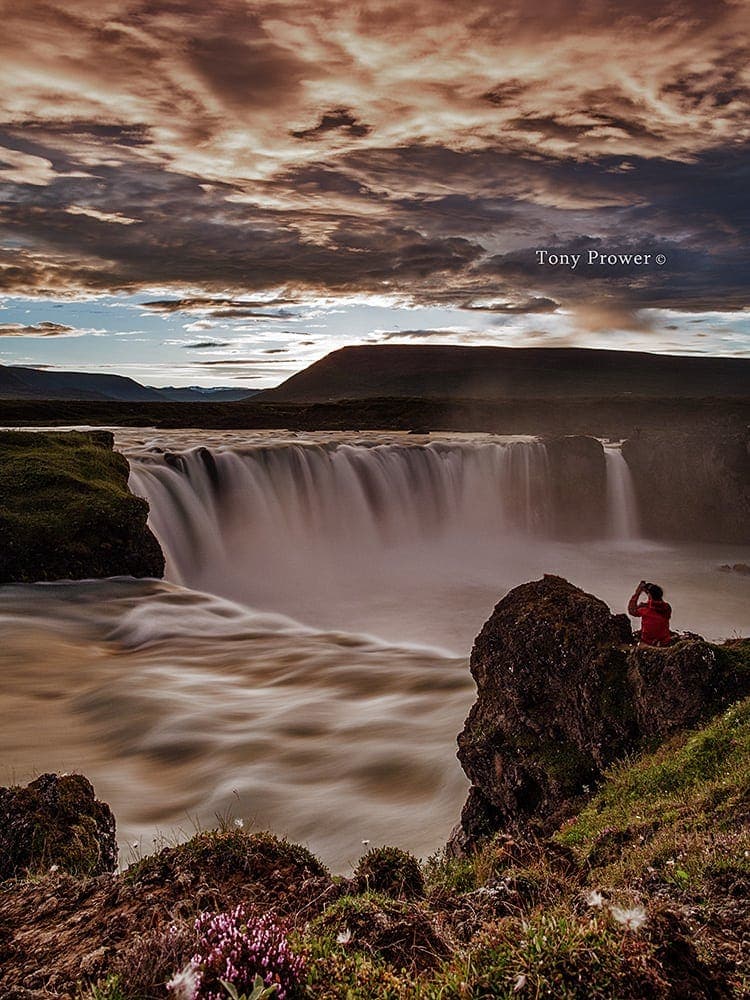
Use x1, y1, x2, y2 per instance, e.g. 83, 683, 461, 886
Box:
258, 345, 750, 402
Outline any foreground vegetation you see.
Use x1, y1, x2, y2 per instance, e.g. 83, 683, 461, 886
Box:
75, 695, 750, 999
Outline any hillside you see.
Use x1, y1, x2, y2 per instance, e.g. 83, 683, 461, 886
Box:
258, 345, 750, 403
0, 364, 256, 402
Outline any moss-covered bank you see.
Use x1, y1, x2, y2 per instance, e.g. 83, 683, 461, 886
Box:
0, 429, 164, 583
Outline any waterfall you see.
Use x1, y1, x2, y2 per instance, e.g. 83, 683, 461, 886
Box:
129, 440, 553, 604
604, 445, 641, 539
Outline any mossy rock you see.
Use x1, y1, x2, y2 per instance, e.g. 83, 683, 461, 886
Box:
125, 829, 333, 917
0, 429, 164, 583
353, 846, 425, 900
309, 893, 450, 972
0, 773, 117, 880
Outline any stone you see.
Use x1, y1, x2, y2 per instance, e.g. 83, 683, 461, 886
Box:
0, 773, 117, 881
450, 575, 750, 853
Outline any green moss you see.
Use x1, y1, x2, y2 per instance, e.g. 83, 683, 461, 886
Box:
505, 728, 598, 793
77, 974, 130, 1000
307, 892, 449, 975
353, 846, 425, 899
125, 828, 328, 886
0, 429, 163, 583
423, 849, 478, 894
437, 910, 664, 999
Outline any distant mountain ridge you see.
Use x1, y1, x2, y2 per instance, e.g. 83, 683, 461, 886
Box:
0, 365, 257, 402
258, 345, 750, 402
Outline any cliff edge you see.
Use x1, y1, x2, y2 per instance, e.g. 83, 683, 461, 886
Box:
451, 575, 750, 853
0, 430, 164, 584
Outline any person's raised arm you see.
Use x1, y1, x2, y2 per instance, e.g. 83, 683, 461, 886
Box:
628, 580, 646, 616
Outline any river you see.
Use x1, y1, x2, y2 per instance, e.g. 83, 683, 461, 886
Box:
1, 429, 748, 870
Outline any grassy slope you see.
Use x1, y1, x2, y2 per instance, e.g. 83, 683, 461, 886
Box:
307, 696, 750, 998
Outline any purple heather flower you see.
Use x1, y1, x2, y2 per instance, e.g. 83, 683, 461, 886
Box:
190, 904, 305, 1000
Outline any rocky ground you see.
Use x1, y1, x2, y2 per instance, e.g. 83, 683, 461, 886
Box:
0, 577, 748, 999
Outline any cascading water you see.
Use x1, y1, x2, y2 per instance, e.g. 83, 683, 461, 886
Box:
128, 439, 554, 621
604, 445, 641, 540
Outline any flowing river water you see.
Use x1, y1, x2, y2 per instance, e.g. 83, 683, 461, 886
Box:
1, 429, 749, 870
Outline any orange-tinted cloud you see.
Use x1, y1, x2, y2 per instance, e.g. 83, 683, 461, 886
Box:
0, 0, 748, 326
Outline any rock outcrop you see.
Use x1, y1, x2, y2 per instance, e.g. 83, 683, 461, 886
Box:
622, 430, 750, 543
0, 429, 164, 583
0, 773, 117, 880
450, 576, 750, 853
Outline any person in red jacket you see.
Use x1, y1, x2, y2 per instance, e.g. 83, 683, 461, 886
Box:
628, 580, 674, 646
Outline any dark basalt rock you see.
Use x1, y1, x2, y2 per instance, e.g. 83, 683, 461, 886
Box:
450, 575, 750, 853
0, 429, 164, 583
622, 430, 750, 543
542, 435, 607, 538
0, 773, 117, 881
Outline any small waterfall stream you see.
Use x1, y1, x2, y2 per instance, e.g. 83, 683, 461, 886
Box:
604, 445, 641, 540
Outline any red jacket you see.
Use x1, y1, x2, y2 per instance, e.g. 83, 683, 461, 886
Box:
628, 596, 672, 645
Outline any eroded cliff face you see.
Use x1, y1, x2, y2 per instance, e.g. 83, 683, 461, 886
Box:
451, 576, 750, 853
622, 430, 750, 543
541, 436, 608, 538
0, 430, 164, 583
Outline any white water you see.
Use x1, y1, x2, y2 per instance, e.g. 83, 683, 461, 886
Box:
604, 445, 641, 540
1, 429, 749, 870
127, 437, 554, 625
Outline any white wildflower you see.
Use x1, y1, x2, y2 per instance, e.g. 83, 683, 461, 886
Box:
586, 890, 604, 908
336, 928, 352, 945
49, 864, 59, 873
233, 817, 244, 829
610, 905, 647, 931
167, 962, 199, 1000
513, 973, 527, 992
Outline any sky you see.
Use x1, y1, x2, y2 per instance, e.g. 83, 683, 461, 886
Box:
0, 0, 748, 387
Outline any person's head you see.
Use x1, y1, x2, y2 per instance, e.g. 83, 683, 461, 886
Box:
644, 583, 664, 601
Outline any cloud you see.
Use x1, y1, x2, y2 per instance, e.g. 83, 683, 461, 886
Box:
0, 321, 81, 337
181, 340, 231, 349
0, 0, 747, 345
292, 108, 372, 140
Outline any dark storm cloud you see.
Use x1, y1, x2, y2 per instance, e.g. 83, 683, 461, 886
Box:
0, 0, 748, 333
292, 109, 372, 140
142, 297, 296, 313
